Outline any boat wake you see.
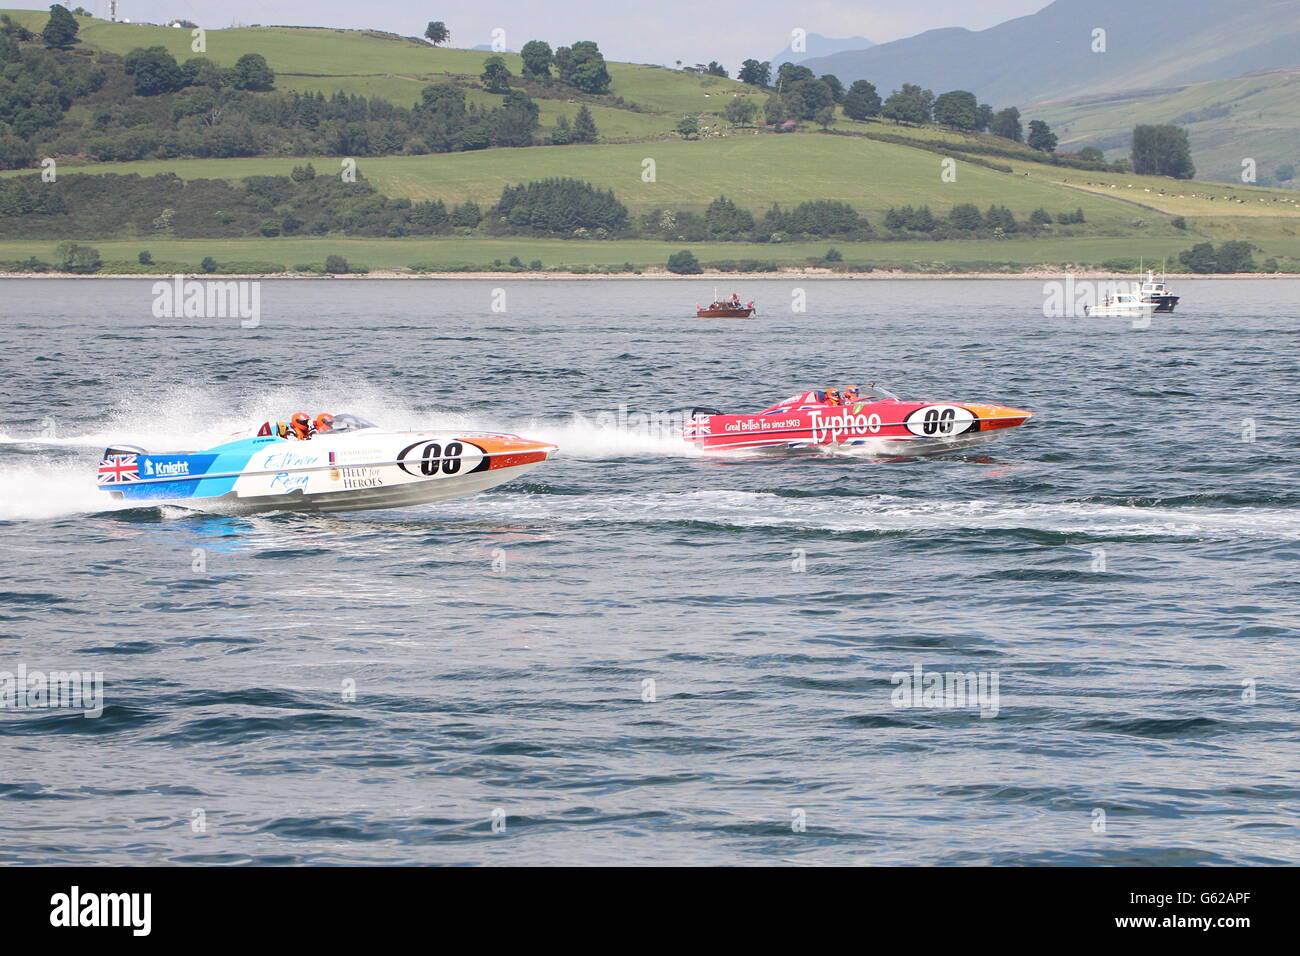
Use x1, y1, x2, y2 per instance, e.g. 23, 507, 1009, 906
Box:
421, 488, 1300, 540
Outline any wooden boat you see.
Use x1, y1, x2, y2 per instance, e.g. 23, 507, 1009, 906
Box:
697, 292, 756, 318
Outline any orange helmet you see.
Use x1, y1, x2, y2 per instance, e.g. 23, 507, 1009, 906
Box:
289, 412, 310, 438
314, 413, 334, 433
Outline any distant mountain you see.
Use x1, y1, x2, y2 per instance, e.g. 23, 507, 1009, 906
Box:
799, 0, 1300, 108
771, 33, 874, 68
471, 44, 516, 54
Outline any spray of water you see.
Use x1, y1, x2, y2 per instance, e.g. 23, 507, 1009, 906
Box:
0, 384, 701, 521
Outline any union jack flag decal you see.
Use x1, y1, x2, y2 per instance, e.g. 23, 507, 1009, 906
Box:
98, 455, 140, 483
683, 416, 712, 438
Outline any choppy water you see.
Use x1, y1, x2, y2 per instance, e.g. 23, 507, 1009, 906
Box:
1, 277, 1296, 865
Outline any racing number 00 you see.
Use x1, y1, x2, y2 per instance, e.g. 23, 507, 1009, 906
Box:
419, 441, 463, 476
922, 407, 956, 435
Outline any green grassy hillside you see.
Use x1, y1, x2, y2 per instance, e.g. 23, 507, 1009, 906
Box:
3, 11, 765, 119
2, 133, 1171, 226
3, 9, 1296, 273
1033, 70, 1300, 189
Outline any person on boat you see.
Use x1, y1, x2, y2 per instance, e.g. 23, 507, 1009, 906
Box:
824, 388, 841, 406
289, 412, 312, 440
313, 413, 334, 436
842, 385, 860, 405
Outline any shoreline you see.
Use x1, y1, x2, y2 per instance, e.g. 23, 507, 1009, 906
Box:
2, 270, 1296, 281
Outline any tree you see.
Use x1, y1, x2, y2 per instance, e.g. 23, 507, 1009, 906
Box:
763, 94, 785, 125
704, 195, 754, 236
1130, 124, 1195, 179
1178, 242, 1218, 273
1215, 240, 1254, 273
667, 250, 702, 274
481, 56, 511, 93
424, 22, 449, 45
1027, 119, 1057, 152
785, 78, 834, 120
705, 61, 728, 78
776, 63, 813, 88
1078, 146, 1105, 163
520, 40, 553, 80
549, 114, 572, 145
234, 53, 274, 91
200, 256, 217, 273
737, 59, 770, 87
985, 204, 1017, 232
882, 85, 929, 124
932, 90, 978, 130
1028, 207, 1052, 226
990, 107, 1022, 142
975, 103, 994, 132
0, 136, 36, 171
842, 80, 881, 120
138, 250, 153, 265
948, 203, 983, 230
724, 96, 757, 127
41, 3, 79, 48
572, 104, 598, 143
124, 47, 185, 96
555, 41, 611, 94
676, 116, 700, 139
324, 254, 350, 274
819, 74, 844, 103
56, 241, 100, 273
814, 105, 835, 130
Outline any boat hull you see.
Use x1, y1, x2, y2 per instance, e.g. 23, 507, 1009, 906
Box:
685, 399, 1032, 453
696, 308, 754, 318
97, 431, 557, 514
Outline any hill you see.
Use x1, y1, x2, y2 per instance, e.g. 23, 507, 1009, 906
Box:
1030, 69, 1300, 188
2, 9, 1297, 275
800, 0, 1300, 110
771, 33, 874, 66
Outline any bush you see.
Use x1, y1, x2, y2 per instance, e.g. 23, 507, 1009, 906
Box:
56, 241, 101, 273
200, 256, 217, 273
666, 250, 702, 274
324, 255, 350, 274
137, 250, 153, 265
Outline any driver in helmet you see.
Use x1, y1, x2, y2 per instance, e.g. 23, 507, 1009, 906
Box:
842, 385, 860, 405
824, 388, 841, 406
288, 412, 311, 440
313, 413, 334, 435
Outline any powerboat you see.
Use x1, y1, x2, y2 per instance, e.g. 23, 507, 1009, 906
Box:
683, 385, 1032, 454
95, 413, 558, 514
697, 292, 755, 318
1138, 270, 1179, 312
1083, 290, 1155, 318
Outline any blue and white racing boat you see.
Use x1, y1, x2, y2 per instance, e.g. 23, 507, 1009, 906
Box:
96, 413, 557, 514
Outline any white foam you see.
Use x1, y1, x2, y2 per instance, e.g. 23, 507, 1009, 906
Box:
428, 489, 1300, 539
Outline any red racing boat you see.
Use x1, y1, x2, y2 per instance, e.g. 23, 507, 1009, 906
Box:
684, 384, 1033, 454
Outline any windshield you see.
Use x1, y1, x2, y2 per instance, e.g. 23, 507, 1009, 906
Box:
856, 383, 899, 401
329, 413, 378, 433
